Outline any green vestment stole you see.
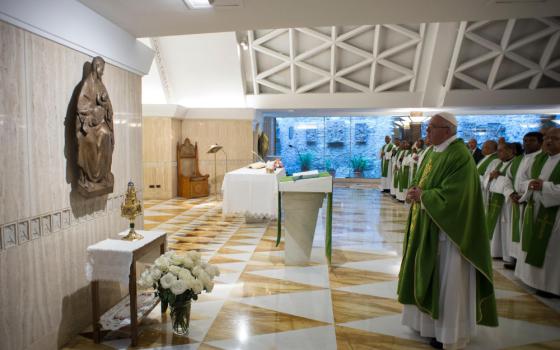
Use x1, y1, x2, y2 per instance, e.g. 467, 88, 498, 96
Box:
522, 153, 549, 252
486, 160, 513, 238
381, 143, 394, 177
393, 149, 402, 188
523, 154, 560, 267
397, 139, 498, 327
399, 150, 411, 192
509, 155, 524, 242
478, 154, 498, 176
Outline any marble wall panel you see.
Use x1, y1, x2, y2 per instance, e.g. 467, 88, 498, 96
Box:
0, 21, 30, 225
0, 21, 143, 350
182, 119, 254, 193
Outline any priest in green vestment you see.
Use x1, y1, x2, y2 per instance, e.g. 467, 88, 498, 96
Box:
398, 112, 498, 349
381, 135, 395, 193
515, 128, 560, 298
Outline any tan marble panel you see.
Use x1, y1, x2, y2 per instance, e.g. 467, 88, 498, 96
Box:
182, 119, 253, 193
336, 325, 431, 349
331, 290, 403, 323
0, 21, 142, 350
0, 21, 30, 225
203, 301, 328, 342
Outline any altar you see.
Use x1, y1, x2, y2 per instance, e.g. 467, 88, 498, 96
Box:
221, 166, 286, 219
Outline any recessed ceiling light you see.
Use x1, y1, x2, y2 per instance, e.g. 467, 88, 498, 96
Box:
183, 0, 212, 9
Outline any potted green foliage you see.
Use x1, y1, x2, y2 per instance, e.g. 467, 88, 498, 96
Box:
299, 152, 313, 171
325, 159, 336, 177
350, 155, 367, 177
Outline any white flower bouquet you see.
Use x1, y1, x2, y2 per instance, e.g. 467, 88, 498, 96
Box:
138, 250, 220, 335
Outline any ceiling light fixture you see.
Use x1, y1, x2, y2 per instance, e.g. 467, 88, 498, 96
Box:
183, 0, 213, 9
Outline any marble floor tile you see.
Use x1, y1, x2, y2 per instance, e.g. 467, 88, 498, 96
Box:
65, 190, 560, 350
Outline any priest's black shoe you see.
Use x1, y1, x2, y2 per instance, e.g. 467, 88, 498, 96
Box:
503, 261, 516, 270
429, 338, 443, 349
536, 290, 560, 298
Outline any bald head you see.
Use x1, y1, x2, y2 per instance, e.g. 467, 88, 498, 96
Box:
482, 140, 498, 156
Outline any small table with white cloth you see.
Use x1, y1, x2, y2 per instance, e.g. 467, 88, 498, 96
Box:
222, 167, 286, 219
86, 230, 166, 346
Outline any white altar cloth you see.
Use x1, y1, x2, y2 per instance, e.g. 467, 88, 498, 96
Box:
85, 230, 166, 284
222, 167, 286, 219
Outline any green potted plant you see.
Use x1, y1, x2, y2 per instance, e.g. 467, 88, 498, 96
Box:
299, 152, 313, 171
325, 159, 336, 177
350, 155, 367, 177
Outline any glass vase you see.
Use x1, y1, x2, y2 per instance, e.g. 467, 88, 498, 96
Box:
170, 300, 191, 336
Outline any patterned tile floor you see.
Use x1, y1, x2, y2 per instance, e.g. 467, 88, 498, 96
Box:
65, 184, 560, 349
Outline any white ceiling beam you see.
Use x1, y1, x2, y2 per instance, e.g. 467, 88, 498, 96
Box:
330, 26, 337, 93
454, 72, 488, 90
383, 24, 421, 40
488, 19, 515, 89
455, 51, 500, 73
248, 30, 259, 95
543, 70, 560, 83
377, 39, 420, 60
253, 29, 288, 46
538, 17, 560, 30
507, 27, 557, 51
257, 79, 291, 94
294, 42, 332, 62
150, 37, 173, 103
375, 75, 413, 92
504, 51, 541, 70
294, 61, 331, 77
464, 32, 502, 51
334, 77, 370, 92
377, 59, 414, 76
466, 20, 490, 33
335, 58, 374, 77
444, 21, 467, 91
253, 45, 290, 62
335, 41, 373, 59
295, 27, 331, 42
492, 69, 538, 90
547, 59, 560, 70
255, 61, 291, 80
530, 31, 560, 89
296, 77, 331, 94
289, 28, 296, 93
369, 25, 380, 91
410, 23, 426, 92
336, 25, 374, 42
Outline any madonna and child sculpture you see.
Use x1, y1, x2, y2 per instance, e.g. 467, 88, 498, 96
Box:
76, 56, 114, 197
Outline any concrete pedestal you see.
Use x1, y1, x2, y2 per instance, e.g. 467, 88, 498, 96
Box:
282, 192, 325, 265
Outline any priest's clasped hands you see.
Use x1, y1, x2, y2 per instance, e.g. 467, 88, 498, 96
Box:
528, 179, 543, 191
406, 186, 422, 203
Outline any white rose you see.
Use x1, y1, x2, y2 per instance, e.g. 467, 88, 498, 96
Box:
138, 270, 154, 289
182, 256, 194, 269
178, 269, 193, 281
170, 279, 188, 295
167, 252, 184, 266
168, 265, 182, 276
154, 256, 170, 271
205, 280, 215, 293
160, 272, 177, 289
198, 271, 212, 290
204, 265, 220, 278
150, 267, 162, 280
192, 266, 204, 278
187, 251, 201, 264
191, 279, 204, 294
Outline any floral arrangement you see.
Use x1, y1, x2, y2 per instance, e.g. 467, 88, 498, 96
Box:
138, 250, 220, 335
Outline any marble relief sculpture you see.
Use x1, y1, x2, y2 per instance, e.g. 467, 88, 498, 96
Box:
76, 56, 114, 197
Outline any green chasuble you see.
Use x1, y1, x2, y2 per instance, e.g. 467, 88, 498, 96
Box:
393, 149, 402, 188
397, 139, 498, 327
486, 160, 513, 238
523, 154, 560, 267
522, 152, 549, 252
509, 155, 523, 242
399, 151, 411, 192
477, 154, 498, 176
381, 143, 394, 177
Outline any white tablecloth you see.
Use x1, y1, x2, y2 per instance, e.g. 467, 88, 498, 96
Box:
85, 230, 166, 284
222, 167, 286, 219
